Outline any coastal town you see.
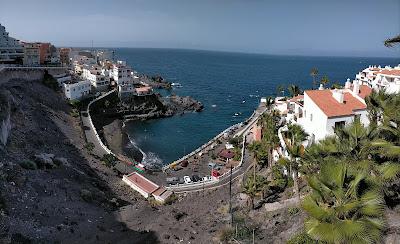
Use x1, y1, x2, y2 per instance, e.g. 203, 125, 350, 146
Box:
1, 17, 400, 244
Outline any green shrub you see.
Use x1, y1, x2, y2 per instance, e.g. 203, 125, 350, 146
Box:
84, 142, 95, 152
288, 207, 300, 215
101, 154, 117, 168
218, 227, 234, 242
42, 71, 59, 91
70, 108, 79, 118
19, 160, 37, 170
287, 232, 317, 244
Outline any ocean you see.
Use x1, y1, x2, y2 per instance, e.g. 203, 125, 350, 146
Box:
114, 48, 399, 166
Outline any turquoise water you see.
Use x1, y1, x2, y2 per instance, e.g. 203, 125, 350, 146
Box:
114, 48, 399, 166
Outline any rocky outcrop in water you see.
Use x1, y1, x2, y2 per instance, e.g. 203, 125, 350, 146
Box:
166, 94, 204, 113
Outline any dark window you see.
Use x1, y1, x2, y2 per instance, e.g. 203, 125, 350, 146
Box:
334, 121, 345, 130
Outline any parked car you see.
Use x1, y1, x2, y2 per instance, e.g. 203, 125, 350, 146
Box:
178, 178, 185, 184
183, 176, 192, 184
208, 162, 216, 168
192, 175, 201, 182
181, 160, 189, 167
202, 176, 212, 182
166, 177, 179, 184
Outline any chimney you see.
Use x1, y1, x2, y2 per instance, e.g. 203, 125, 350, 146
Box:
345, 78, 352, 89
319, 84, 324, 90
332, 89, 344, 103
353, 80, 360, 94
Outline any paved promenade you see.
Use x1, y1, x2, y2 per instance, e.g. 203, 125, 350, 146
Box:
81, 89, 117, 157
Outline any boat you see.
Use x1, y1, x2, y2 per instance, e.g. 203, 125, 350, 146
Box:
242, 100, 246, 104
171, 82, 182, 87
211, 104, 217, 108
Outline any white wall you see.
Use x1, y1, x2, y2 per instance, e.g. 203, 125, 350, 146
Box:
301, 93, 328, 141
63, 81, 91, 100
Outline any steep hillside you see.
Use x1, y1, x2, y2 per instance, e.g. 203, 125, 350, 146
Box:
0, 80, 158, 243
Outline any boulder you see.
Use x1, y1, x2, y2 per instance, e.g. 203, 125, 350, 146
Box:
53, 157, 70, 167
34, 153, 56, 169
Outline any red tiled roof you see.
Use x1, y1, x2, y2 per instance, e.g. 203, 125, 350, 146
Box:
305, 89, 367, 118
289, 95, 304, 102
219, 149, 235, 159
379, 69, 400, 76
358, 85, 372, 99
126, 172, 159, 194
152, 187, 167, 197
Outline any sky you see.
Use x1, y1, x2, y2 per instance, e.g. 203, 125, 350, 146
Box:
1, 0, 399, 57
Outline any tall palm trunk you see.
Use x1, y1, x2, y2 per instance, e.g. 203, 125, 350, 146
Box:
293, 168, 300, 202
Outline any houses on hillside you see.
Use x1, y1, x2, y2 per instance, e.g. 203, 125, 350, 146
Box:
355, 65, 400, 94
271, 64, 399, 162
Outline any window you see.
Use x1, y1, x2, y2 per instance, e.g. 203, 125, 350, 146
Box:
304, 110, 306, 118
310, 113, 313, 122
354, 114, 361, 122
334, 121, 345, 130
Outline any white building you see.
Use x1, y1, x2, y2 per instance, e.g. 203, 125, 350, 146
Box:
82, 65, 110, 91
0, 23, 24, 64
53, 73, 72, 88
63, 80, 91, 101
299, 80, 371, 142
112, 60, 133, 86
355, 65, 400, 94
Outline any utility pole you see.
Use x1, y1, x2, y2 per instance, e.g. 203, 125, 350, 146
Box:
229, 165, 233, 227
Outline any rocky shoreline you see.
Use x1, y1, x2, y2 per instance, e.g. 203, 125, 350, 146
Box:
90, 87, 203, 166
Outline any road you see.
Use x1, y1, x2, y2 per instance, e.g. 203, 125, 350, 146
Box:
171, 150, 254, 193
169, 104, 268, 193
81, 89, 116, 157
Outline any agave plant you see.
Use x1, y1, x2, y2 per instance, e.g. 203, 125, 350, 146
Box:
302, 161, 385, 244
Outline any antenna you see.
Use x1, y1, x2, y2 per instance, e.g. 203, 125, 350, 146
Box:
91, 40, 93, 50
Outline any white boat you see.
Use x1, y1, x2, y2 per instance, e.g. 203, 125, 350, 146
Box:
171, 82, 182, 87
242, 100, 246, 104
211, 104, 217, 108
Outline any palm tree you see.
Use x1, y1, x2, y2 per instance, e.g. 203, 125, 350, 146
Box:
242, 174, 268, 209
276, 85, 285, 97
310, 67, 318, 89
365, 90, 389, 126
284, 124, 308, 201
302, 161, 385, 244
384, 34, 400, 47
320, 75, 330, 88
258, 112, 280, 168
288, 84, 301, 98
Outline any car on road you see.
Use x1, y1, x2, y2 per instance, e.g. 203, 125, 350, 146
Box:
202, 176, 212, 182
183, 176, 192, 184
166, 177, 179, 184
191, 175, 201, 182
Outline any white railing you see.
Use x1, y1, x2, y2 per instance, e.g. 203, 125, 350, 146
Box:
161, 122, 242, 171
86, 89, 117, 156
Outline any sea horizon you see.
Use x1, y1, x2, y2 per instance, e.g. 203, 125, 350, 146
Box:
66, 46, 400, 59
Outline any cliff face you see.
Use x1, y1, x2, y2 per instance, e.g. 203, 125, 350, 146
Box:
0, 90, 13, 149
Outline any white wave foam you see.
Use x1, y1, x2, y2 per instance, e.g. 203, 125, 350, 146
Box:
126, 134, 163, 169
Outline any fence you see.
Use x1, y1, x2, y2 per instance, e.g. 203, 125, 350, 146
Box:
85, 89, 117, 157
161, 122, 242, 171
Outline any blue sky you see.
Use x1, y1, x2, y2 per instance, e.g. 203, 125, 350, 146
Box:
1, 0, 399, 57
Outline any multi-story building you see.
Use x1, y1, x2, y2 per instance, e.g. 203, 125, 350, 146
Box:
112, 60, 133, 85
0, 23, 24, 64
63, 80, 91, 101
82, 65, 110, 91
22, 42, 40, 66
59, 48, 71, 66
